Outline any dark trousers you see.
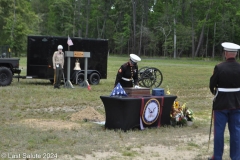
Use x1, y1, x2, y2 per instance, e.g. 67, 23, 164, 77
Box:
213, 109, 240, 160
54, 65, 62, 88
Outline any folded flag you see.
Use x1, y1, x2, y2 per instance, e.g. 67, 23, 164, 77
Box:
110, 83, 128, 97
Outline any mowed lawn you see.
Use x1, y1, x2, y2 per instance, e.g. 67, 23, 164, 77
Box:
0, 56, 230, 160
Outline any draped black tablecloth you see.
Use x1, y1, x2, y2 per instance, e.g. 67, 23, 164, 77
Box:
100, 95, 177, 131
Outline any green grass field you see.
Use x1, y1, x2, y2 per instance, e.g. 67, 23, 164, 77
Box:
0, 56, 231, 160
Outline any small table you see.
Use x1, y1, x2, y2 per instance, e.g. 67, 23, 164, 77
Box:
100, 95, 177, 131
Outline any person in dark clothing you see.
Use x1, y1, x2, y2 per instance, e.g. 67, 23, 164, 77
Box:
114, 54, 141, 88
208, 42, 240, 160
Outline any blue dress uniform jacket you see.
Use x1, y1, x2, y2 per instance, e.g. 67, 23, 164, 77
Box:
209, 57, 240, 160
114, 62, 138, 87
209, 58, 240, 110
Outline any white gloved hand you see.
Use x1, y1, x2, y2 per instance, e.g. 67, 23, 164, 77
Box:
134, 85, 141, 89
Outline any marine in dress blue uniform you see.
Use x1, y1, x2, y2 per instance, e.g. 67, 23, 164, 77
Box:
114, 54, 141, 88
209, 42, 240, 160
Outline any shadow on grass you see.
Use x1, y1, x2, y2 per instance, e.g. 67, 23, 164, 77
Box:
14, 79, 61, 86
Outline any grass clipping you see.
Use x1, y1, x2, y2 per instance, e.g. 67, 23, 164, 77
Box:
70, 106, 105, 122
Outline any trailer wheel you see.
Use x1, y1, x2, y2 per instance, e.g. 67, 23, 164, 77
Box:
89, 73, 100, 85
0, 67, 12, 86
76, 73, 84, 86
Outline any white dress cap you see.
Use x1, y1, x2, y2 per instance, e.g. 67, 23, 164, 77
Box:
222, 42, 240, 52
58, 45, 63, 50
130, 54, 141, 63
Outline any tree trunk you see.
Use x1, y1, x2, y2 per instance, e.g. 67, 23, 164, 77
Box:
194, 25, 205, 57
12, 0, 16, 56
101, 19, 106, 38
173, 17, 177, 58
191, 2, 195, 58
77, 0, 81, 37
205, 26, 209, 57
138, 13, 143, 56
194, 1, 212, 57
73, 2, 76, 37
212, 22, 216, 58
85, 0, 90, 38
132, 0, 136, 54
181, 0, 186, 24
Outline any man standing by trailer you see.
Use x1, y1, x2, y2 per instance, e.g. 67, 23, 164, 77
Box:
209, 42, 240, 160
52, 45, 64, 89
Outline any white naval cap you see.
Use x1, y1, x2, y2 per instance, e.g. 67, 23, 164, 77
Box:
58, 45, 63, 50
130, 54, 141, 63
222, 42, 240, 52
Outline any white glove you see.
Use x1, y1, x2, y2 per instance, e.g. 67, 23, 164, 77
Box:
134, 85, 141, 89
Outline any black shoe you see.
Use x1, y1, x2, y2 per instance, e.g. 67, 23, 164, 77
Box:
54, 86, 60, 89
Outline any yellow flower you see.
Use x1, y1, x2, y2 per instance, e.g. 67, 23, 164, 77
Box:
166, 85, 171, 95
174, 101, 179, 109
181, 102, 187, 110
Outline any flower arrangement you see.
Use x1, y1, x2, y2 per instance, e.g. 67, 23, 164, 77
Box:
170, 100, 194, 126
166, 86, 194, 126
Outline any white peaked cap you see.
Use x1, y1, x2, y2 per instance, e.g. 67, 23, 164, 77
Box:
58, 45, 63, 49
222, 42, 240, 52
130, 54, 141, 63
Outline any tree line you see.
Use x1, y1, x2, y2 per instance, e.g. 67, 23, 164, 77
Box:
0, 0, 240, 58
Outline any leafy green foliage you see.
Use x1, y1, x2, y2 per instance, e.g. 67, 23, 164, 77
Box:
0, 0, 240, 58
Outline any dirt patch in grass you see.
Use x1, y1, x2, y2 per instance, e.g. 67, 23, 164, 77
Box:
19, 119, 80, 130
16, 107, 104, 131
70, 106, 105, 122
61, 142, 207, 160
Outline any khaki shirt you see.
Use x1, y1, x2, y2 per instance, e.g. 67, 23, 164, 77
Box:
52, 51, 64, 69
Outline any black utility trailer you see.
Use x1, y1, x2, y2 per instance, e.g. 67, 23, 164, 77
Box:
27, 35, 108, 85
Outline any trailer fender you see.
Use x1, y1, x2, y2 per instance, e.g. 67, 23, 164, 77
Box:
0, 67, 13, 86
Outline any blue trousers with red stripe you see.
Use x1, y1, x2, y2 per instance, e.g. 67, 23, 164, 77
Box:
213, 109, 240, 160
